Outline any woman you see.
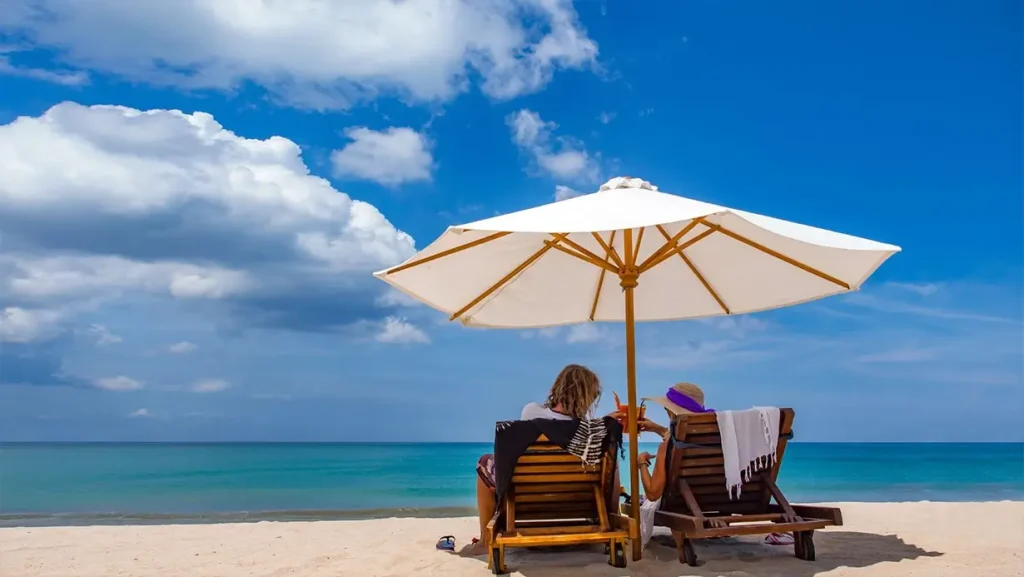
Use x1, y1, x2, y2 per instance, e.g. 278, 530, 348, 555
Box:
636, 382, 711, 501
636, 383, 794, 543
470, 364, 616, 554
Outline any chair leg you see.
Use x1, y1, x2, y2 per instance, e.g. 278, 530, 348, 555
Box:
608, 539, 627, 568
794, 531, 816, 561
490, 546, 507, 575
671, 530, 699, 566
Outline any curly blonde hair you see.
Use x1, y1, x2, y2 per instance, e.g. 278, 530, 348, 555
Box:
544, 364, 602, 419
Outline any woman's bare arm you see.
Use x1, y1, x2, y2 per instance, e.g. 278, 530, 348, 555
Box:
639, 437, 670, 501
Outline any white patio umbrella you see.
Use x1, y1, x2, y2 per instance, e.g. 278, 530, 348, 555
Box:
373, 176, 900, 559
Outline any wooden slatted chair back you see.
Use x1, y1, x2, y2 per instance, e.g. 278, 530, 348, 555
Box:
506, 435, 616, 533
664, 409, 795, 517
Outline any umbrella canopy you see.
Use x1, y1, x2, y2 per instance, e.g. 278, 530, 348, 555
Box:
375, 177, 900, 327
373, 176, 900, 560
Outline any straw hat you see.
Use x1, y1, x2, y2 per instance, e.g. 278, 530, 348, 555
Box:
644, 382, 708, 416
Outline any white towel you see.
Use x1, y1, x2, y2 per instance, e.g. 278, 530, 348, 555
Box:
716, 407, 780, 499
639, 496, 662, 549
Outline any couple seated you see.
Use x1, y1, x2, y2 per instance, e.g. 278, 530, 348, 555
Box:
471, 364, 709, 553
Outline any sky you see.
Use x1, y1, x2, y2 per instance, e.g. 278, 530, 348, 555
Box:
0, 0, 1020, 443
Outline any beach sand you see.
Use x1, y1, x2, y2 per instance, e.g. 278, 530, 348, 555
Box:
1, 502, 1021, 577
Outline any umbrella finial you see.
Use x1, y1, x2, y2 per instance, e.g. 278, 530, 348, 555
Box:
599, 176, 658, 192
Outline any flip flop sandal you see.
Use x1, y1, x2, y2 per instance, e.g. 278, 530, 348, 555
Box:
436, 536, 456, 551
764, 532, 794, 545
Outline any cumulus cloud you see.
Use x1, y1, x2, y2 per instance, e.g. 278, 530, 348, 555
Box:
331, 127, 433, 186
508, 109, 599, 182
94, 376, 143, 391
0, 102, 416, 335
168, 341, 197, 354
0, 0, 598, 109
128, 408, 151, 418
191, 378, 229, 393
0, 307, 63, 343
375, 316, 430, 344
597, 111, 616, 124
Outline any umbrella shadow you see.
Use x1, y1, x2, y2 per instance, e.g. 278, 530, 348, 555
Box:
458, 531, 942, 576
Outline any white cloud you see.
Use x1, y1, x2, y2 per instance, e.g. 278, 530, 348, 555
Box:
0, 0, 597, 109
128, 408, 151, 418
508, 109, 599, 182
95, 376, 144, 391
86, 324, 122, 346
0, 306, 63, 343
5, 255, 253, 301
191, 378, 230, 393
376, 316, 430, 344
0, 54, 89, 86
565, 324, 606, 343
375, 289, 422, 309
0, 102, 417, 333
331, 127, 433, 186
168, 341, 197, 354
597, 111, 616, 124
554, 185, 584, 202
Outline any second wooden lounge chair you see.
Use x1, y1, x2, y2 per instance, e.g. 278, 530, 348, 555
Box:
630, 408, 843, 566
487, 433, 630, 574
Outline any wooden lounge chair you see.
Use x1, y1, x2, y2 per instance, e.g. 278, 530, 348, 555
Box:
635, 408, 843, 566
486, 434, 630, 574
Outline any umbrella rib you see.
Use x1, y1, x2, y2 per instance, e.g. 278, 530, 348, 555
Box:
637, 219, 703, 271
449, 234, 568, 322
544, 240, 619, 273
631, 227, 645, 267
384, 231, 511, 275
556, 235, 617, 269
655, 225, 730, 314
702, 222, 851, 290
639, 227, 716, 274
591, 232, 624, 269
588, 230, 616, 321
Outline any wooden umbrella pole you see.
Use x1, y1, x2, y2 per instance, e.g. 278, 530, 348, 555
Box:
620, 228, 643, 561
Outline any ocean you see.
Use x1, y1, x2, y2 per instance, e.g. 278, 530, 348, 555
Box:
1, 443, 1021, 527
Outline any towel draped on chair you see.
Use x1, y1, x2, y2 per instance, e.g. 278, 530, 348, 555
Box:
492, 417, 623, 502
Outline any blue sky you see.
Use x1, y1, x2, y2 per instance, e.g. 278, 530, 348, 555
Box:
0, 0, 1020, 442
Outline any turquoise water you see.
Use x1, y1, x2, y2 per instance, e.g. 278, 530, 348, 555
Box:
1, 443, 1021, 526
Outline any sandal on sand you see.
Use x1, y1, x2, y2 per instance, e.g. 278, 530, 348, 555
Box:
436, 536, 456, 551
764, 532, 794, 545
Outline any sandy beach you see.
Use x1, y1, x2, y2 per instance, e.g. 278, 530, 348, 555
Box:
1, 502, 1021, 577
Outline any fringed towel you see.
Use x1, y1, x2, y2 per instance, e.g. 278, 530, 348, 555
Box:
639, 496, 662, 549
716, 407, 780, 499
492, 417, 623, 503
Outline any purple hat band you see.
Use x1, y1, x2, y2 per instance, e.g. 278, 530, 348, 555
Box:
665, 388, 714, 413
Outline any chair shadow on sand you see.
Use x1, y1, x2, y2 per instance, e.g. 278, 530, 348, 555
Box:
458, 530, 943, 576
